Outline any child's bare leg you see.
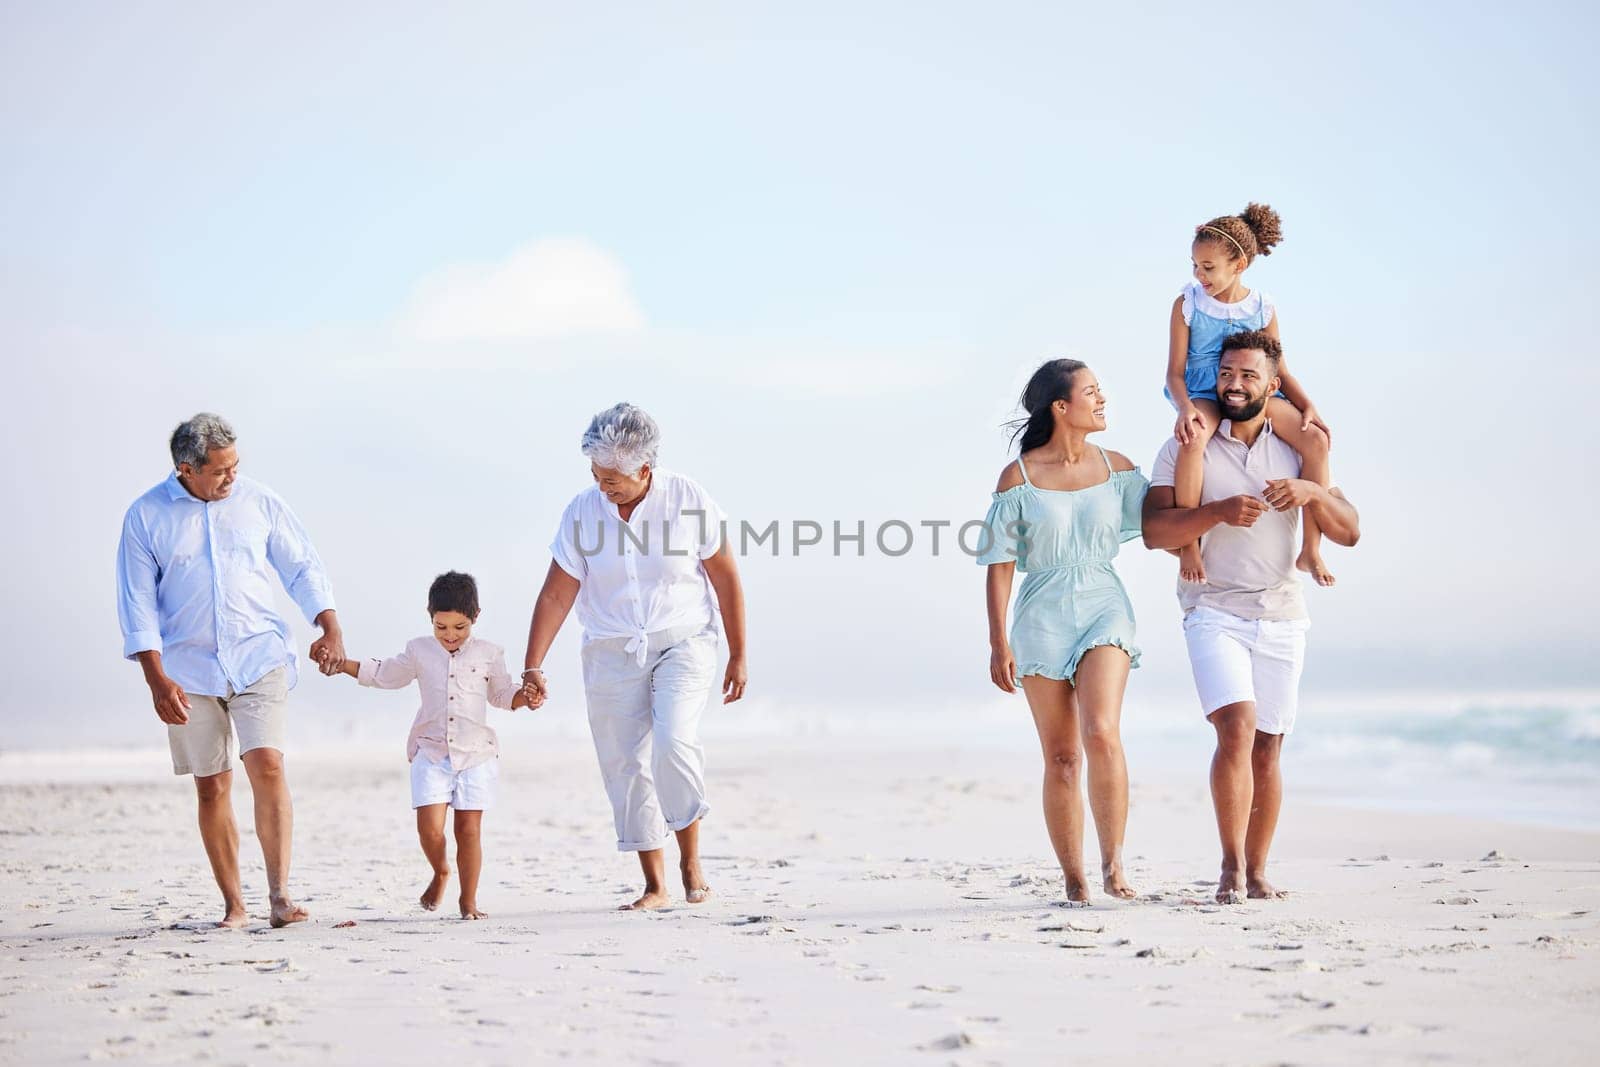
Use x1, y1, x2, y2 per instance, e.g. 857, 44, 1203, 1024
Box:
453, 809, 485, 919
1266, 398, 1334, 587
415, 804, 450, 911
1175, 399, 1221, 583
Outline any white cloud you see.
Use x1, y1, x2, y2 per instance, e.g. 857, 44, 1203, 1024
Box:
398, 237, 645, 342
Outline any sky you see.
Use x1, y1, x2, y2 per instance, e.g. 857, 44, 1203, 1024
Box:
3, 1, 1597, 750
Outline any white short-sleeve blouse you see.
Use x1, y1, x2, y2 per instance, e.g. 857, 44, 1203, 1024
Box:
550, 468, 727, 663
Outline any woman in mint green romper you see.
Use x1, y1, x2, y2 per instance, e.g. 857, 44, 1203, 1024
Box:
980, 358, 1148, 903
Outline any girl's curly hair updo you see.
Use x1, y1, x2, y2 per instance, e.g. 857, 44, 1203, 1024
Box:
1007, 358, 1088, 454
1194, 202, 1283, 265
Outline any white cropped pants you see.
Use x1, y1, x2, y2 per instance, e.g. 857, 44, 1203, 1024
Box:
581, 621, 718, 852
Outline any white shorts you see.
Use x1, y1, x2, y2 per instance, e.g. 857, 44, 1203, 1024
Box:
409, 753, 497, 810
1182, 607, 1309, 735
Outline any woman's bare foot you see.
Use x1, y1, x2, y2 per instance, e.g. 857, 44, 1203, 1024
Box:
459, 900, 487, 920
1102, 863, 1137, 900
1247, 874, 1288, 900
1215, 866, 1247, 905
217, 903, 249, 929
681, 858, 711, 904
268, 896, 310, 928
1296, 547, 1335, 587
420, 868, 451, 912
620, 889, 672, 911
1179, 543, 1207, 584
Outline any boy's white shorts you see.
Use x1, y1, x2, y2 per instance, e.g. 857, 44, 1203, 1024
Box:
1182, 606, 1309, 735
410, 753, 497, 810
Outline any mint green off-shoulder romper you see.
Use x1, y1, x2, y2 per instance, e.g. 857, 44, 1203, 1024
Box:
977, 448, 1149, 685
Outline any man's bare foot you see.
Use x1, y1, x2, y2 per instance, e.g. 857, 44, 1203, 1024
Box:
420, 869, 451, 912
1102, 864, 1137, 900
1296, 547, 1335, 587
1216, 867, 1247, 905
460, 900, 487, 920
1247, 874, 1288, 900
268, 897, 310, 928
217, 903, 249, 929
1064, 874, 1092, 905
1179, 543, 1207, 584
620, 889, 672, 911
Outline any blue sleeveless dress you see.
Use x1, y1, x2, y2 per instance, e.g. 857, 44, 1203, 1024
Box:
977, 448, 1149, 685
1164, 281, 1277, 406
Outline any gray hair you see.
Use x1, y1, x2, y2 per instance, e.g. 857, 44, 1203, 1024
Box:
580, 402, 660, 475
169, 413, 237, 470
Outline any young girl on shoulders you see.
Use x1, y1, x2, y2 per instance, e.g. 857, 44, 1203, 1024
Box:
1166, 202, 1335, 586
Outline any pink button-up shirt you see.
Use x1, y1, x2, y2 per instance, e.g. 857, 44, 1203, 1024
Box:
357, 636, 519, 771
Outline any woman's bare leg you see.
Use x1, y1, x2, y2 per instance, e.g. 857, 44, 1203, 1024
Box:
1073, 647, 1136, 899
622, 849, 672, 911
1266, 397, 1334, 587
1175, 399, 1221, 583
1020, 675, 1090, 903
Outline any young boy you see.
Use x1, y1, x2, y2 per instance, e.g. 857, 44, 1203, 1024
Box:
331, 571, 540, 919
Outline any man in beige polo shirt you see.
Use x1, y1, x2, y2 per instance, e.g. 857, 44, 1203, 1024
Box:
1142, 331, 1361, 904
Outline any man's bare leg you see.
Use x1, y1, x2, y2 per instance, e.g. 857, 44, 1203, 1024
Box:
622, 848, 672, 910
1207, 702, 1256, 904
1075, 647, 1136, 899
240, 748, 307, 927
1246, 731, 1288, 899
1021, 675, 1092, 903
675, 819, 710, 903
454, 810, 486, 919
415, 804, 450, 911
194, 770, 248, 928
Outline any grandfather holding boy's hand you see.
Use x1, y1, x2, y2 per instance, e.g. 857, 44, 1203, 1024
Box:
116, 413, 344, 930
522, 402, 748, 912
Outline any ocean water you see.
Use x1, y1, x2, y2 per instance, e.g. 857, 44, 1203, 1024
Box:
3, 689, 1597, 831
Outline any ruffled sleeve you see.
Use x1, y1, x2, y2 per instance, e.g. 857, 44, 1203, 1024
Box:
1179, 283, 1198, 326
1116, 469, 1149, 544
976, 488, 1029, 567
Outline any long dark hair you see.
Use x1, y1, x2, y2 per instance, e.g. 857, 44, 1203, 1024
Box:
1006, 359, 1087, 453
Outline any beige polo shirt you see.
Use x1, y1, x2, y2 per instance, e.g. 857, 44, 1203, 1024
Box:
1151, 419, 1307, 621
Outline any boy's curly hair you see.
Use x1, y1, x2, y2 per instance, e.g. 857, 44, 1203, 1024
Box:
427, 571, 480, 620
1194, 202, 1283, 264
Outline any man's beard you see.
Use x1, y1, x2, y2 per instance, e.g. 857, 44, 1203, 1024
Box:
1219, 389, 1269, 422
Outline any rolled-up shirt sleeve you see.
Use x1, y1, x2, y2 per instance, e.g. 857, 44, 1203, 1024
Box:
356, 647, 418, 689
116, 509, 163, 659
484, 645, 520, 709
1149, 439, 1180, 490
265, 494, 337, 623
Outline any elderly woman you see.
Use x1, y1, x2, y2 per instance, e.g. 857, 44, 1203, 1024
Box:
980, 359, 1149, 905
522, 403, 747, 910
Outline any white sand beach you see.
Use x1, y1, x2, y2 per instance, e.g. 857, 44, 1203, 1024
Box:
2, 735, 1597, 1065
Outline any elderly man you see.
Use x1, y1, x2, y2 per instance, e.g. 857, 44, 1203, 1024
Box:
116, 414, 344, 928
1142, 332, 1360, 904
522, 402, 748, 911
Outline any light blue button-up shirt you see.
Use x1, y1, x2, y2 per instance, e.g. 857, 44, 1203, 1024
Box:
116, 472, 337, 696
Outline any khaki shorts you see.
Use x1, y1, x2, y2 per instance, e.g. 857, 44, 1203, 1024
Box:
168, 667, 290, 777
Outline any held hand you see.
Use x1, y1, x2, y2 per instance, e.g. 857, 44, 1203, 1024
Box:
989, 645, 1017, 694
511, 686, 543, 711
1174, 404, 1205, 446
309, 630, 346, 676
1263, 478, 1321, 512
1212, 494, 1270, 528
149, 674, 191, 725
722, 655, 747, 704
